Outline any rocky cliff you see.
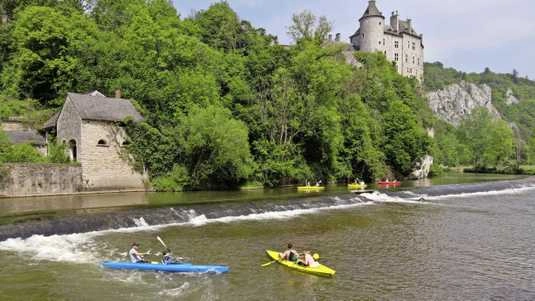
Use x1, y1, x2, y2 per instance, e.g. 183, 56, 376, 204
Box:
426, 81, 500, 126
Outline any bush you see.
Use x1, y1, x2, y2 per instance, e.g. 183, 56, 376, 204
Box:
47, 140, 70, 163
151, 164, 190, 192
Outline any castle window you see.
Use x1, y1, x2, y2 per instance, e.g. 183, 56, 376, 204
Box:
97, 139, 109, 147
378, 40, 381, 45
394, 41, 399, 48
405, 54, 408, 63
412, 42, 416, 50
413, 56, 415, 64
379, 22, 382, 26
418, 58, 420, 65
394, 53, 399, 61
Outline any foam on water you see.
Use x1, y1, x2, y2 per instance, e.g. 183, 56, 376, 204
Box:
360, 191, 431, 205
0, 198, 376, 263
4, 185, 528, 264
158, 282, 191, 297
425, 185, 535, 200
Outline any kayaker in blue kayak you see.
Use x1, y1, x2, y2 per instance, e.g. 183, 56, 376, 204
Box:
162, 249, 185, 264
280, 243, 299, 262
129, 242, 150, 263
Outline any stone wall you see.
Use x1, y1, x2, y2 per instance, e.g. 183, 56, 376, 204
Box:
1, 121, 27, 131
0, 164, 82, 197
57, 97, 82, 160
80, 120, 146, 190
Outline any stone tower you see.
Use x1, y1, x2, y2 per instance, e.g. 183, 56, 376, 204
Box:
350, 0, 425, 81
354, 0, 385, 52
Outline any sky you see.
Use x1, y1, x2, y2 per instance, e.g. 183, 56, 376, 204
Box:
172, 0, 535, 79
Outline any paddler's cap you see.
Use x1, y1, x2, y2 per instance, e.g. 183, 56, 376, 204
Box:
313, 253, 320, 260
132, 242, 139, 246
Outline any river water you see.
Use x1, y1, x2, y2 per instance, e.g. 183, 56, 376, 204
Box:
0, 174, 534, 300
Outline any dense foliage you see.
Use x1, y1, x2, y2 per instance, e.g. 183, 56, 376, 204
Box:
6, 0, 519, 189
425, 62, 535, 170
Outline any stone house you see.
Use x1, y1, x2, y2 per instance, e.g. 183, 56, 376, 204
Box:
1, 117, 47, 155
43, 91, 147, 190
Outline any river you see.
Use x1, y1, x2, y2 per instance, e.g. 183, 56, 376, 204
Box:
0, 173, 534, 300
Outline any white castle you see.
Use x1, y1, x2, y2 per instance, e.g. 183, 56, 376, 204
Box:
350, 0, 424, 81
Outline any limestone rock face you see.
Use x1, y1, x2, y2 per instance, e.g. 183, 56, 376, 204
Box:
426, 81, 500, 126
505, 88, 520, 105
409, 155, 433, 180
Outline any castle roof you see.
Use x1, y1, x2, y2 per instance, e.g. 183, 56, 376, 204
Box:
5, 130, 46, 146
360, 0, 384, 20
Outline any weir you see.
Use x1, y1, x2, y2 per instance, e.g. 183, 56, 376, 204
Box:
0, 177, 534, 242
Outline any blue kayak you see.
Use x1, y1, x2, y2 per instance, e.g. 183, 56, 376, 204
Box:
102, 261, 229, 274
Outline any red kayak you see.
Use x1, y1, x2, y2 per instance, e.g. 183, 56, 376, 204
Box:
377, 181, 401, 186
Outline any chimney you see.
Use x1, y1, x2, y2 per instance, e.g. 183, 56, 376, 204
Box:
390, 11, 399, 32
335, 33, 341, 42
115, 89, 122, 99
407, 19, 412, 31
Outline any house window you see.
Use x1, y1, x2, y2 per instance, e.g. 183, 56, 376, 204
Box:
394, 41, 399, 48
394, 53, 399, 61
97, 139, 109, 147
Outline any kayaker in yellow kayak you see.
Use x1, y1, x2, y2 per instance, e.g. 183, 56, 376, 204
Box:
279, 243, 299, 262
297, 250, 320, 267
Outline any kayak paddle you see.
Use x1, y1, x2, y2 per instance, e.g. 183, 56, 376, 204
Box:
261, 260, 276, 267
157, 236, 168, 249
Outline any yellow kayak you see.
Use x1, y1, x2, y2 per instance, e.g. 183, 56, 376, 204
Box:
297, 186, 325, 192
265, 250, 335, 277
348, 183, 367, 190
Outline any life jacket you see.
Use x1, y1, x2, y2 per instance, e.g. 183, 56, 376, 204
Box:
288, 250, 299, 262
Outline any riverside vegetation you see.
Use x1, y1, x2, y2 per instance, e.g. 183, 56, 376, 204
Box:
0, 1, 534, 190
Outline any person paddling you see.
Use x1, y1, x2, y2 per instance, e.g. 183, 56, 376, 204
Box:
298, 250, 320, 267
129, 242, 150, 263
162, 249, 185, 264
280, 243, 299, 262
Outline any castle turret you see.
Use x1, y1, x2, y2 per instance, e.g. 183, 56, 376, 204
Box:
355, 0, 385, 52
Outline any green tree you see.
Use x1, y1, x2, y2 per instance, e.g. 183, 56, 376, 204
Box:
1, 6, 99, 104
458, 108, 514, 169
178, 105, 254, 189
287, 10, 332, 44
528, 136, 535, 164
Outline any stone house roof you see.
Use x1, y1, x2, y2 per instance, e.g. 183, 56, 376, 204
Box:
360, 0, 384, 20
43, 112, 60, 129
5, 130, 46, 146
43, 92, 143, 129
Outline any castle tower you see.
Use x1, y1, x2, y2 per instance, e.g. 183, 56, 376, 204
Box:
354, 0, 385, 52
350, 1, 425, 81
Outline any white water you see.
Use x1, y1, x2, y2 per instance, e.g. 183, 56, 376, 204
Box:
423, 185, 535, 200
0, 186, 525, 265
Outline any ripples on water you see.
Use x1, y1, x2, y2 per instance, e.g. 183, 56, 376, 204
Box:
0, 178, 535, 300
